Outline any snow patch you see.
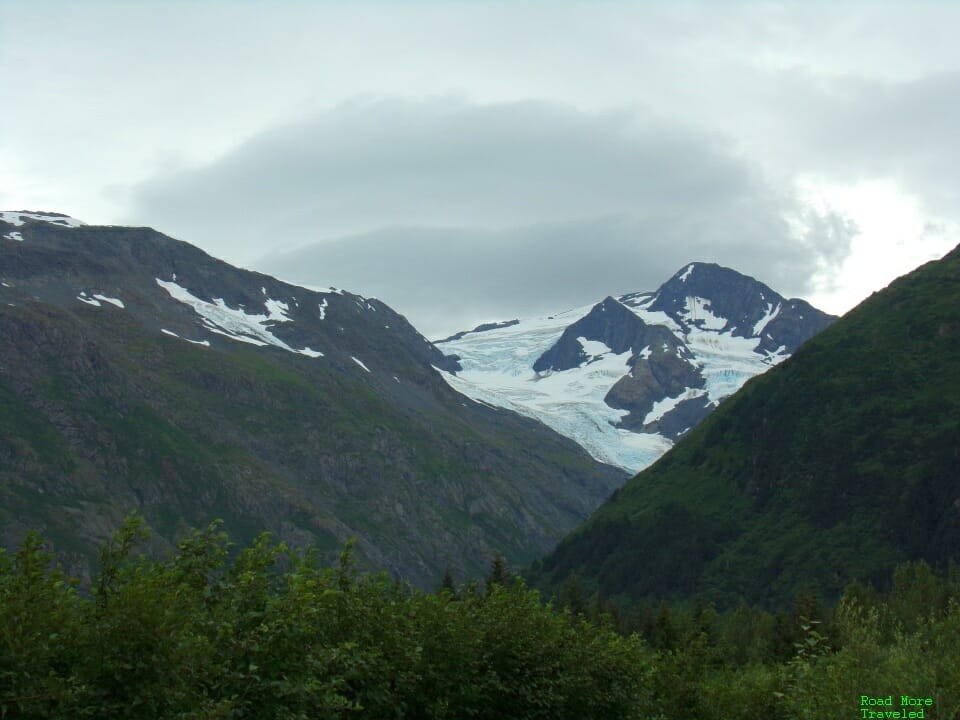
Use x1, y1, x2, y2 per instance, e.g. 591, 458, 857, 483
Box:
318, 299, 328, 320
156, 279, 320, 358
76, 291, 123, 308
0, 211, 85, 227
264, 298, 291, 322
577, 337, 613, 362
678, 264, 695, 282
203, 324, 268, 346
752, 302, 781, 336
351, 356, 371, 373
762, 344, 789, 365
161, 328, 210, 347
623, 303, 682, 332
681, 296, 727, 330
93, 294, 124, 309
3, 231, 23, 242
644, 388, 708, 426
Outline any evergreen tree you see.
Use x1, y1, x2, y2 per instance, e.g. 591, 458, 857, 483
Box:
484, 551, 513, 594
438, 565, 458, 600
653, 598, 677, 650
561, 571, 587, 616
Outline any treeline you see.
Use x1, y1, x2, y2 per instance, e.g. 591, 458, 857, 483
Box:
551, 562, 960, 720
3, 517, 960, 719
0, 516, 652, 719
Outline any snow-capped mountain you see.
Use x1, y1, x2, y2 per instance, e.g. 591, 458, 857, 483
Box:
0, 211, 625, 588
436, 262, 836, 473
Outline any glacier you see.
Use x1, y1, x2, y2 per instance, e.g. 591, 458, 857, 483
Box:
437, 295, 791, 474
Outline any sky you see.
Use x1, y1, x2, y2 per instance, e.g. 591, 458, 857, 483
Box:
2, 1, 959, 338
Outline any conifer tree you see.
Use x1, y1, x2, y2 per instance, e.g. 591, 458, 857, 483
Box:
438, 565, 458, 600
654, 598, 677, 650
561, 572, 587, 616
485, 551, 512, 594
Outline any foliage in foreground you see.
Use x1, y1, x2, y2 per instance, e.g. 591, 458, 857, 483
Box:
0, 516, 654, 719
564, 562, 960, 720
4, 516, 960, 720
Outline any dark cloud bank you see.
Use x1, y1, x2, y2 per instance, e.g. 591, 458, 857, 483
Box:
127, 98, 856, 337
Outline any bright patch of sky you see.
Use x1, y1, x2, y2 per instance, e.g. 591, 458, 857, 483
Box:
801, 177, 958, 312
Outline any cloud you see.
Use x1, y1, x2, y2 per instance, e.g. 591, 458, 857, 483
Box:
126, 97, 856, 336
751, 70, 960, 216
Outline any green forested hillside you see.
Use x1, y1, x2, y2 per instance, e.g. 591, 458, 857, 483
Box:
535, 244, 960, 609
0, 218, 625, 589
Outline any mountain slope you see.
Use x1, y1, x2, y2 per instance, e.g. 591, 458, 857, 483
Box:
0, 212, 626, 586
437, 262, 834, 472
533, 245, 960, 609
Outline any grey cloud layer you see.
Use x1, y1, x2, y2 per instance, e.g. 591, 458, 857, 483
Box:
823, 73, 960, 217
127, 98, 856, 337
753, 70, 960, 214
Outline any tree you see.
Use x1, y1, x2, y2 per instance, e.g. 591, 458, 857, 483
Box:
561, 572, 587, 616
438, 565, 459, 600
484, 551, 513, 594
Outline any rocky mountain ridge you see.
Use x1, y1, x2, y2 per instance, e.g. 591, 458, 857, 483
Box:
0, 211, 625, 587
437, 262, 835, 472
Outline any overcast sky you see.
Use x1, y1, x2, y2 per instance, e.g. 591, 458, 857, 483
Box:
3, 1, 959, 337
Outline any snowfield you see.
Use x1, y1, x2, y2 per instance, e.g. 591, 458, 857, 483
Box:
156, 279, 324, 359
437, 295, 792, 473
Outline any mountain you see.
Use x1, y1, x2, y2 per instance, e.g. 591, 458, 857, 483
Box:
0, 211, 626, 587
533, 244, 960, 609
436, 262, 835, 472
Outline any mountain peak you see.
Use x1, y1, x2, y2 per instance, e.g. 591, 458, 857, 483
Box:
439, 261, 837, 472
532, 296, 649, 373
646, 262, 835, 353
671, 261, 714, 284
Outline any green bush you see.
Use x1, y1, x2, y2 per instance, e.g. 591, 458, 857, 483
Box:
0, 516, 656, 720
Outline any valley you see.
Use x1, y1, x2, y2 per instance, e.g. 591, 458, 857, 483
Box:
2, 211, 959, 719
